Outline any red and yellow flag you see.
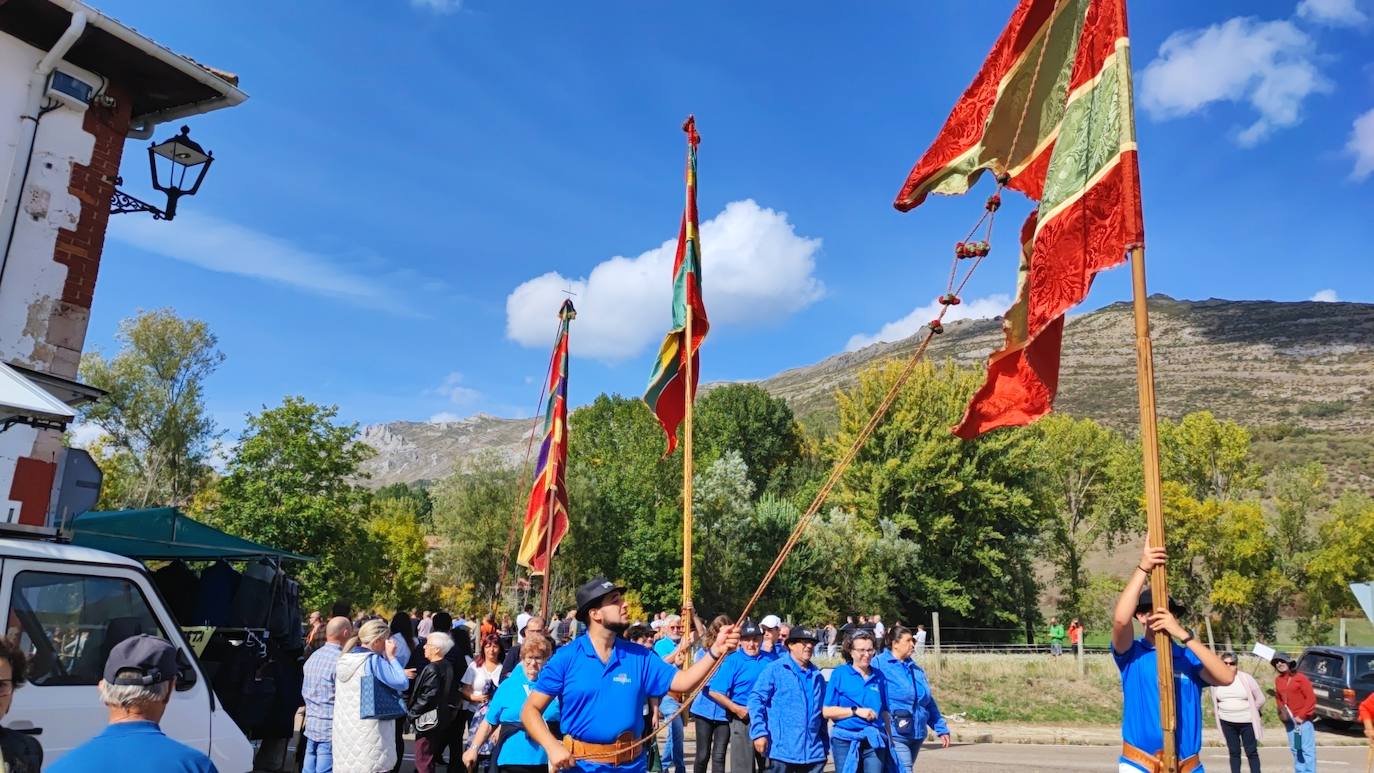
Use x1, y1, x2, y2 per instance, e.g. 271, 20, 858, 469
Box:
894, 0, 1144, 438
643, 117, 710, 455
517, 299, 575, 575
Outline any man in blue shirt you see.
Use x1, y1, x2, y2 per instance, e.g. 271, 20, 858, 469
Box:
522, 577, 739, 773
51, 634, 217, 772
747, 627, 828, 773
1112, 545, 1232, 773
301, 616, 352, 773
708, 620, 769, 773
653, 614, 689, 773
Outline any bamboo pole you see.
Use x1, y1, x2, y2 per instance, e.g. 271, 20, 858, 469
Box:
1131, 244, 1178, 773
681, 127, 696, 661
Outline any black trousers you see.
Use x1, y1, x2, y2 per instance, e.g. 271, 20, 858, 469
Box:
1219, 719, 1261, 773
694, 717, 730, 773
728, 716, 765, 773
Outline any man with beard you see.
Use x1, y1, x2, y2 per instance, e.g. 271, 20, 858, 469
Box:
522, 577, 740, 773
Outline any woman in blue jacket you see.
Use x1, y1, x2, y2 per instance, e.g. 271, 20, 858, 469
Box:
823, 630, 894, 773
872, 625, 949, 772
747, 627, 828, 773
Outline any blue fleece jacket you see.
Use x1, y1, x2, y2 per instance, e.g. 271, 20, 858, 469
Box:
747, 655, 828, 764
872, 651, 948, 739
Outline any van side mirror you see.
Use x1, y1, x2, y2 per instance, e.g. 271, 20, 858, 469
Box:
175, 648, 197, 691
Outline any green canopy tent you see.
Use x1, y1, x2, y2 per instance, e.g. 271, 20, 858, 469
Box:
67, 507, 313, 562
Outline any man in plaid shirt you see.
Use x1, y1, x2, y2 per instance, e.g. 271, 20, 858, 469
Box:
302, 617, 352, 773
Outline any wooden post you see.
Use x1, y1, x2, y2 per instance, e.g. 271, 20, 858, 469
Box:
932, 611, 942, 678
1130, 245, 1178, 773
539, 498, 555, 619
680, 123, 696, 662
1205, 618, 1215, 652
1076, 637, 1084, 676
1341, 618, 1349, 647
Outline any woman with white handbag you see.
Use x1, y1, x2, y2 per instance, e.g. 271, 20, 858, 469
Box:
408, 632, 457, 773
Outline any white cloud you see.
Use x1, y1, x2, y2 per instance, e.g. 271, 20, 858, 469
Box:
1139, 17, 1331, 146
429, 411, 463, 424
1310, 288, 1340, 302
1296, 0, 1368, 26
506, 199, 824, 363
108, 211, 423, 316
67, 421, 105, 448
431, 372, 481, 405
1348, 108, 1374, 180
845, 294, 1011, 352
411, 0, 461, 12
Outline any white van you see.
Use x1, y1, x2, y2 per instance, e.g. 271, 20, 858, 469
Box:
0, 536, 254, 771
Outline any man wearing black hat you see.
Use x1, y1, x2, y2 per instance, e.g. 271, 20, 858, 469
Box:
49, 634, 215, 772
521, 577, 740, 773
1111, 545, 1233, 773
747, 626, 828, 773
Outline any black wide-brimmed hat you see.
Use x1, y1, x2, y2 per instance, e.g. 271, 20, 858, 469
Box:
1270, 652, 1298, 669
575, 576, 626, 623
786, 626, 820, 643
1135, 587, 1185, 616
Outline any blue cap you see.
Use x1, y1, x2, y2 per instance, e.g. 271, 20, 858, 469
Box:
104, 634, 178, 686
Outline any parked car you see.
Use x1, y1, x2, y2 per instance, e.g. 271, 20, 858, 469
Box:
0, 534, 254, 771
1295, 646, 1374, 724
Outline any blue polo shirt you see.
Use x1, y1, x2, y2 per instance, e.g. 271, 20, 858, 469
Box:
534, 634, 677, 773
49, 720, 217, 773
824, 663, 889, 736
1115, 637, 1206, 770
690, 647, 727, 721
487, 667, 561, 766
709, 648, 769, 709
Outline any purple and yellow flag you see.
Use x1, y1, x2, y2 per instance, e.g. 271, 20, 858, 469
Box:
517, 299, 575, 575
644, 117, 710, 455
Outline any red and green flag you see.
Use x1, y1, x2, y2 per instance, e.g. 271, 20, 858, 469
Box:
894, 0, 1144, 438
517, 299, 575, 575
644, 117, 710, 455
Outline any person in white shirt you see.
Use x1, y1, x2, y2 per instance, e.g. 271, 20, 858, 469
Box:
515, 605, 534, 644
872, 614, 886, 642
1210, 652, 1265, 773
914, 625, 928, 658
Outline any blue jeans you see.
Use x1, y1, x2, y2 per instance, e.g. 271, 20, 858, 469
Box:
303, 738, 333, 773
890, 736, 923, 773
831, 738, 884, 773
661, 697, 686, 773
1284, 719, 1316, 773
768, 761, 824, 773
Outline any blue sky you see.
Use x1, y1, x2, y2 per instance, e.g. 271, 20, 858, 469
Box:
85, 0, 1373, 439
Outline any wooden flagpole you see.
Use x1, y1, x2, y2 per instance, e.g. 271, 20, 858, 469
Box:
540, 495, 554, 619
1119, 25, 1178, 772
681, 120, 696, 654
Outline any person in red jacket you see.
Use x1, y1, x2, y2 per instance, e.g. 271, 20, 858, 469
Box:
1359, 691, 1374, 742
1272, 653, 1316, 773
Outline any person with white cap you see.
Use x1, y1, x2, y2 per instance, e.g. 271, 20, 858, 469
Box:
758, 616, 783, 661
521, 577, 739, 773
49, 634, 214, 772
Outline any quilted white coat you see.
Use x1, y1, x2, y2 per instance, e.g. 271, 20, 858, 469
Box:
331, 651, 397, 773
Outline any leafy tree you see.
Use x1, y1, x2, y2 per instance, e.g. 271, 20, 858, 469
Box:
367, 497, 431, 612
691, 452, 755, 615
1306, 492, 1374, 618
79, 309, 223, 507
1159, 412, 1260, 501
829, 360, 1047, 628
207, 396, 378, 612
696, 385, 805, 497
1032, 414, 1137, 618
429, 453, 523, 607
375, 482, 433, 526
1269, 461, 1326, 585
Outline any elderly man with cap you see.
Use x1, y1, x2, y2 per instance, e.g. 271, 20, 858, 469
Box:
50, 634, 215, 772
747, 626, 828, 773
1272, 651, 1316, 773
758, 616, 783, 661
652, 613, 690, 773
1111, 545, 1232, 773
521, 577, 739, 773
708, 619, 770, 773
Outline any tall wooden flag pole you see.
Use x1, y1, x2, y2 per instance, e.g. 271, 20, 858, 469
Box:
644, 116, 709, 643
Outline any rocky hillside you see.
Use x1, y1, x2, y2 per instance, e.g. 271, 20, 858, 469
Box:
360, 297, 1374, 488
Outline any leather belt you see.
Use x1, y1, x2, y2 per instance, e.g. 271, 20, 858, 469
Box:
565, 731, 640, 766
1121, 742, 1200, 773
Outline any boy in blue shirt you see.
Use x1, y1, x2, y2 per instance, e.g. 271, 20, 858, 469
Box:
1112, 545, 1232, 773
522, 578, 739, 773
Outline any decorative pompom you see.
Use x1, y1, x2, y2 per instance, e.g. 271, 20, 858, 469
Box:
986, 194, 1002, 212
940, 294, 961, 306
929, 319, 945, 334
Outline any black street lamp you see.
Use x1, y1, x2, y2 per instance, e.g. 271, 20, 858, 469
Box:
109, 125, 215, 220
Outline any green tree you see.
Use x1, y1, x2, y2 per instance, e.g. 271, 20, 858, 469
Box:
367, 497, 431, 612
375, 482, 434, 527
1159, 412, 1260, 501
829, 360, 1047, 628
1306, 492, 1374, 618
696, 385, 805, 497
429, 453, 523, 608
1270, 461, 1326, 585
691, 451, 756, 615
1032, 414, 1137, 618
79, 308, 224, 507
207, 396, 378, 612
